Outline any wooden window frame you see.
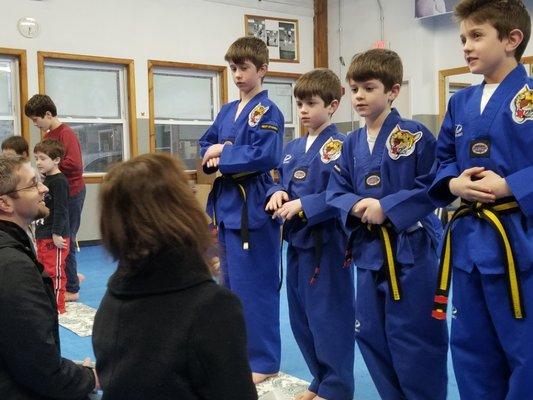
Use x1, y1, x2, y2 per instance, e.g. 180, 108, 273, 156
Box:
148, 60, 227, 181
0, 48, 29, 142
38, 51, 137, 184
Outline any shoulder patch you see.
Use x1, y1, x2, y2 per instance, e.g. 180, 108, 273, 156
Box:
260, 123, 279, 132
511, 84, 533, 124
386, 125, 422, 160
248, 103, 270, 127
320, 137, 343, 164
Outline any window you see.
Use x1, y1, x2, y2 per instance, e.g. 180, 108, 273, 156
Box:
0, 49, 28, 143
148, 61, 226, 171
264, 72, 301, 145
38, 52, 137, 178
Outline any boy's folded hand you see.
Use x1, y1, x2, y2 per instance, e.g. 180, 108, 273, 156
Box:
265, 191, 289, 214
449, 167, 497, 203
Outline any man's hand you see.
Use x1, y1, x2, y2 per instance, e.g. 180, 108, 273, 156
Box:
473, 170, 512, 199
274, 199, 302, 221
359, 198, 386, 225
82, 357, 100, 391
449, 167, 496, 203
202, 144, 225, 168
265, 191, 289, 214
52, 234, 66, 249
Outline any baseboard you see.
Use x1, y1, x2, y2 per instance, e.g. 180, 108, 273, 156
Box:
79, 240, 102, 247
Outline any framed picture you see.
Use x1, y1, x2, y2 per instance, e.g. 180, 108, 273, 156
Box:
415, 0, 456, 19
244, 14, 299, 63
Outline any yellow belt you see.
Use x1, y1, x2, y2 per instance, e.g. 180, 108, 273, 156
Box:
432, 198, 524, 320
345, 224, 401, 301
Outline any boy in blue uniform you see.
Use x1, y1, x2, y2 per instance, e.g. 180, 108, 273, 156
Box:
265, 69, 355, 400
428, 1, 532, 399
326, 49, 448, 400
199, 36, 283, 384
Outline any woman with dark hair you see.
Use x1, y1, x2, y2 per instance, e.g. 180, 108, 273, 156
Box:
92, 153, 257, 400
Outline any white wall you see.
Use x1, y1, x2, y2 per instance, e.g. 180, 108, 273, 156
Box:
329, 0, 533, 124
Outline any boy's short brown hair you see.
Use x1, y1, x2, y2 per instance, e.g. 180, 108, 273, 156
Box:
34, 139, 64, 160
224, 36, 269, 70
294, 68, 342, 106
346, 49, 403, 91
24, 94, 58, 118
1, 136, 29, 156
455, 0, 531, 61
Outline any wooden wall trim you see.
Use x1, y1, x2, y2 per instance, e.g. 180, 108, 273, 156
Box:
437, 55, 532, 123
0, 48, 29, 142
314, 0, 328, 68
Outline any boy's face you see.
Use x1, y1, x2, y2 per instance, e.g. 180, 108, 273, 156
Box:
460, 19, 512, 80
229, 60, 267, 95
296, 95, 337, 131
34, 151, 59, 175
348, 78, 398, 121
29, 112, 53, 131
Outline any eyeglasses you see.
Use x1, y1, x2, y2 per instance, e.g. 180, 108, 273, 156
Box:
2, 181, 41, 196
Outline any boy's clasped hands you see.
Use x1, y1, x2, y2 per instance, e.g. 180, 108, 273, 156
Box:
449, 166, 512, 203
265, 191, 303, 221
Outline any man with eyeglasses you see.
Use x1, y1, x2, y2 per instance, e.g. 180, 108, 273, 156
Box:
0, 155, 97, 399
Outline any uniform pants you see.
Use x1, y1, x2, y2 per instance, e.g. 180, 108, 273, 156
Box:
218, 220, 281, 373
355, 230, 448, 400
287, 235, 355, 399
452, 267, 533, 400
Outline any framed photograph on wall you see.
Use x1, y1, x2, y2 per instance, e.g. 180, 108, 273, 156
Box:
245, 14, 299, 63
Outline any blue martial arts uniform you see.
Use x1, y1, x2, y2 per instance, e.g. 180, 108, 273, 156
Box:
326, 109, 448, 400
429, 64, 533, 400
267, 124, 355, 399
199, 90, 283, 373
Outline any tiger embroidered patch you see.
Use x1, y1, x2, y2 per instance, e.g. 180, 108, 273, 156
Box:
385, 125, 422, 160
511, 84, 533, 124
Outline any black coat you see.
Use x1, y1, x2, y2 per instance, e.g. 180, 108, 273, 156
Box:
0, 220, 95, 399
92, 246, 257, 400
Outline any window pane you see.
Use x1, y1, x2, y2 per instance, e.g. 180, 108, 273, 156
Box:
45, 66, 121, 118
0, 120, 14, 143
69, 122, 124, 173
154, 74, 214, 120
284, 127, 295, 146
0, 62, 13, 116
155, 124, 206, 170
264, 82, 293, 124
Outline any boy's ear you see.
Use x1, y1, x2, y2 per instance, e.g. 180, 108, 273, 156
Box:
388, 83, 401, 102
44, 111, 53, 119
53, 157, 61, 165
258, 63, 268, 78
506, 28, 524, 55
328, 99, 340, 115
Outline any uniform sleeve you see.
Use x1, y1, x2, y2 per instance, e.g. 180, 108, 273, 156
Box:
188, 290, 257, 400
50, 178, 70, 236
326, 137, 363, 230
219, 107, 283, 174
59, 129, 84, 177
199, 111, 223, 157
380, 127, 439, 232
300, 192, 338, 226
506, 166, 533, 217
0, 256, 95, 397
265, 145, 289, 199
427, 101, 460, 206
